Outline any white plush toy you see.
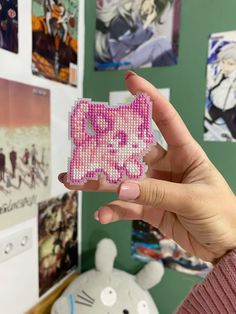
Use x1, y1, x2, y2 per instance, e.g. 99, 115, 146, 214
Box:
51, 238, 164, 314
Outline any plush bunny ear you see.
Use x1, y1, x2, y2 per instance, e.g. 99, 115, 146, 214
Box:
95, 238, 117, 275
135, 261, 164, 290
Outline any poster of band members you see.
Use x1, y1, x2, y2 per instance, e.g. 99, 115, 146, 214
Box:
0, 0, 18, 53
132, 221, 212, 277
32, 0, 79, 86
95, 0, 181, 70
38, 191, 78, 296
109, 89, 169, 149
0, 79, 51, 230
204, 31, 236, 142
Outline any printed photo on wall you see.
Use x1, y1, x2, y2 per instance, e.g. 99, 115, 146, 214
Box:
32, 0, 79, 86
95, 0, 181, 70
0, 79, 51, 230
204, 31, 236, 142
131, 221, 213, 277
109, 89, 169, 149
38, 191, 78, 296
0, 0, 18, 53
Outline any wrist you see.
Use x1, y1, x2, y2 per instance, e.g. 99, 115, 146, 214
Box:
212, 249, 233, 265
212, 242, 236, 264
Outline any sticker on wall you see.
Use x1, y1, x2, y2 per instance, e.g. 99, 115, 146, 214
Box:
109, 89, 170, 149
204, 31, 236, 142
0, 79, 51, 230
0, 0, 18, 53
95, 0, 181, 70
32, 0, 79, 86
131, 221, 213, 277
38, 191, 78, 296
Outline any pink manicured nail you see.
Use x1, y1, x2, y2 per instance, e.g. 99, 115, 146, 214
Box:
124, 70, 136, 80
119, 182, 140, 201
94, 210, 100, 221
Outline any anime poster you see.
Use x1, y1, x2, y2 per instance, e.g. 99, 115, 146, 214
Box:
0, 0, 18, 53
38, 191, 78, 296
32, 0, 79, 86
0, 79, 51, 230
95, 0, 181, 70
204, 31, 236, 142
109, 89, 169, 149
132, 221, 212, 277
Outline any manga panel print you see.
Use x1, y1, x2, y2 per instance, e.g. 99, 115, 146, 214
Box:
132, 221, 212, 277
0, 0, 18, 53
0, 79, 51, 230
0, 144, 49, 195
204, 31, 236, 142
38, 191, 78, 296
95, 0, 181, 70
0, 80, 50, 197
32, 0, 78, 86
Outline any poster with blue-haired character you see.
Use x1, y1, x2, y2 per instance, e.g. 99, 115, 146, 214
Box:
131, 220, 213, 277
204, 31, 236, 142
95, 0, 181, 71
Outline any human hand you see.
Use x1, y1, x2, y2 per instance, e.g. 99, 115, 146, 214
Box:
58, 71, 236, 263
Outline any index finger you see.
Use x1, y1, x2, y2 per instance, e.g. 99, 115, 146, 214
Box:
58, 172, 119, 192
125, 71, 194, 148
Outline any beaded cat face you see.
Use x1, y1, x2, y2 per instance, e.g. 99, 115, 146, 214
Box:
68, 93, 155, 184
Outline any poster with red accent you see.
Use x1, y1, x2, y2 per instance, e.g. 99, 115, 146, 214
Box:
132, 221, 212, 277
0, 0, 18, 53
32, 0, 79, 86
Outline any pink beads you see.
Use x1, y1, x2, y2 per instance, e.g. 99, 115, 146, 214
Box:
68, 93, 155, 184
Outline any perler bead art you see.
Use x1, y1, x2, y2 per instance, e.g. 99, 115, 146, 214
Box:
68, 93, 155, 184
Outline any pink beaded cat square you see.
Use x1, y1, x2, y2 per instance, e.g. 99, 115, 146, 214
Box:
68, 93, 155, 184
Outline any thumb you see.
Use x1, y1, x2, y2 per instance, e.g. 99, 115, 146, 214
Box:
118, 178, 192, 214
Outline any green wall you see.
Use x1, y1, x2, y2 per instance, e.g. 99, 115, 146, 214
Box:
82, 1, 236, 313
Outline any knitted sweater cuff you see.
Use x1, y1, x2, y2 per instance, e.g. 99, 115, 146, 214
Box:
175, 249, 236, 313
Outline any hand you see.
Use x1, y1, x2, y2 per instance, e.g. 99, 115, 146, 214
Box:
58, 71, 236, 263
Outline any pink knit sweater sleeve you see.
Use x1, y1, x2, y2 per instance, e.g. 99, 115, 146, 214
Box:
175, 249, 236, 313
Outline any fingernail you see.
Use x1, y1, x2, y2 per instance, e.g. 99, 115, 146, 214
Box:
119, 182, 140, 201
58, 173, 65, 183
124, 70, 136, 80
94, 210, 100, 221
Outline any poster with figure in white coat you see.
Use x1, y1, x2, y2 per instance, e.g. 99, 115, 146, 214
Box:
204, 31, 236, 142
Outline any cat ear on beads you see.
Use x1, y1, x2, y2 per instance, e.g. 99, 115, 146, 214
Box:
68, 93, 155, 185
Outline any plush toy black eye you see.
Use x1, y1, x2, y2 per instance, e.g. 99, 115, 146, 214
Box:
123, 310, 129, 314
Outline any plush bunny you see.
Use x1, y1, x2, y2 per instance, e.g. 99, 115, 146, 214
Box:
51, 238, 164, 314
